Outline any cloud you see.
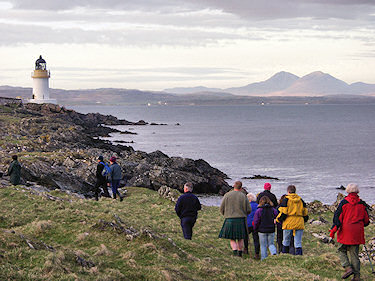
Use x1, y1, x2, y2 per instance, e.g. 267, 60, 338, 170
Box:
191, 0, 375, 21
9, 0, 375, 20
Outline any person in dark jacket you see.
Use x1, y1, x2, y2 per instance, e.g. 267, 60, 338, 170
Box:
7, 155, 21, 185
108, 156, 123, 201
330, 184, 370, 281
244, 193, 260, 259
256, 183, 278, 207
253, 196, 278, 260
175, 182, 201, 240
94, 156, 110, 201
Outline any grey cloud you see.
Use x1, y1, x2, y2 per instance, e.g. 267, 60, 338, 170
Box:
189, 0, 375, 20
54, 66, 247, 75
10, 0, 375, 20
0, 23, 249, 46
10, 0, 191, 11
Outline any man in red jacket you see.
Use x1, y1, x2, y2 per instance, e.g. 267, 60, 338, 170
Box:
330, 184, 370, 281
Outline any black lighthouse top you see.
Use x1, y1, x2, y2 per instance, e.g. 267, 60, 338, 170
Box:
35, 55, 47, 70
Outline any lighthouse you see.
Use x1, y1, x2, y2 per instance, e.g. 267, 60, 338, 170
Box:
28, 55, 56, 104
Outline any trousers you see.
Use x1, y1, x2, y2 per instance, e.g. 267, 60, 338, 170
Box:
180, 216, 197, 240
338, 243, 360, 277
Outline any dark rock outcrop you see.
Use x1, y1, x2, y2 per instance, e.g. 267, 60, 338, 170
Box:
0, 103, 230, 196
242, 175, 280, 180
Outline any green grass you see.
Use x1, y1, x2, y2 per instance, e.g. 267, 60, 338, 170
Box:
0, 186, 374, 280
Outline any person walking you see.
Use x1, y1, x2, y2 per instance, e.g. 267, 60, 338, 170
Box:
256, 183, 278, 207
276, 185, 308, 255
253, 196, 278, 260
219, 181, 251, 257
244, 193, 260, 259
108, 156, 123, 201
175, 182, 202, 240
7, 155, 21, 185
276, 194, 295, 254
330, 184, 370, 281
94, 156, 111, 201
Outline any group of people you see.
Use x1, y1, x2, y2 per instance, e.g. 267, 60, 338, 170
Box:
4, 154, 371, 280
95, 155, 124, 201
174, 181, 370, 281
219, 181, 308, 259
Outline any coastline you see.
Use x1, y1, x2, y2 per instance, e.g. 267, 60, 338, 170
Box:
0, 102, 230, 197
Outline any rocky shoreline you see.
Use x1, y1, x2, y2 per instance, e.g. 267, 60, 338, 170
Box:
0, 103, 231, 197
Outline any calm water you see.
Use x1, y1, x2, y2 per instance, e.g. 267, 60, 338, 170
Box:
71, 104, 375, 205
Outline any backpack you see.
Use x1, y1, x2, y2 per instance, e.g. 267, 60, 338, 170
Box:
100, 162, 111, 180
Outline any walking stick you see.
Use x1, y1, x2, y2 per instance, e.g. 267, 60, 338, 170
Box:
363, 244, 375, 275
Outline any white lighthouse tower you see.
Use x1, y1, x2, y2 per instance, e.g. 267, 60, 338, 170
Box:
28, 55, 56, 104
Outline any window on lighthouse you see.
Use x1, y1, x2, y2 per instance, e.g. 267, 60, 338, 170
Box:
36, 62, 46, 70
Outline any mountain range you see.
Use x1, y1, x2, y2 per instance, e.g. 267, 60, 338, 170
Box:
1, 71, 375, 105
164, 71, 375, 96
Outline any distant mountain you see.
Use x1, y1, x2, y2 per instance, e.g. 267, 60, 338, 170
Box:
349, 82, 375, 95
164, 86, 222, 94
276, 71, 350, 96
225, 71, 300, 95
2, 71, 375, 106
163, 71, 375, 96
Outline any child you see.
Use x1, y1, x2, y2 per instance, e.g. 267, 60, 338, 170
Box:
253, 196, 278, 260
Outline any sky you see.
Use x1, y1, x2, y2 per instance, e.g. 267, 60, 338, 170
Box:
0, 0, 375, 91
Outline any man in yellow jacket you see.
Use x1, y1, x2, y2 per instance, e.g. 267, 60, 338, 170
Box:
276, 185, 308, 255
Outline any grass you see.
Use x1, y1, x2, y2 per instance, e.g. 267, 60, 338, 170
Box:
0, 185, 374, 281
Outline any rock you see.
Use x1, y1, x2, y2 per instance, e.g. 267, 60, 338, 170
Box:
242, 175, 280, 180
158, 185, 181, 202
0, 104, 231, 196
336, 185, 345, 190
307, 200, 331, 214
63, 157, 77, 168
312, 232, 335, 244
330, 193, 345, 212
120, 131, 137, 135
359, 237, 375, 264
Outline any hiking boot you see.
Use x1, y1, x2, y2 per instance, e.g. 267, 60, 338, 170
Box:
233, 250, 238, 256
342, 267, 354, 279
254, 253, 260, 260
120, 196, 123, 202
295, 247, 303, 255
238, 251, 243, 257
282, 246, 290, 254
243, 248, 248, 255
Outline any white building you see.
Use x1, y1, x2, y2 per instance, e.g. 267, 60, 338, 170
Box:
28, 55, 56, 104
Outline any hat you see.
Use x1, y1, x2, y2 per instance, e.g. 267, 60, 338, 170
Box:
264, 183, 271, 190
110, 156, 117, 162
98, 156, 104, 161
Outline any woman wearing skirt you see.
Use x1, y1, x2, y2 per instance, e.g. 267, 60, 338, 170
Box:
219, 181, 252, 257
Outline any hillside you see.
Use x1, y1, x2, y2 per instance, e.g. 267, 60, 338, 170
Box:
226, 71, 299, 95
0, 182, 374, 280
0, 102, 374, 280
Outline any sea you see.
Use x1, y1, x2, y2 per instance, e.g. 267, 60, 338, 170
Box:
71, 104, 375, 206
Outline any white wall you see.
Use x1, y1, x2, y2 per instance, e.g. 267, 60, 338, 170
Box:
32, 78, 49, 100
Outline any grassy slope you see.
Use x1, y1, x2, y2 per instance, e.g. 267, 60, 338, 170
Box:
0, 186, 374, 281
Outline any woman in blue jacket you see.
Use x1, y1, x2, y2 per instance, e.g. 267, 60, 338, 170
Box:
245, 193, 260, 259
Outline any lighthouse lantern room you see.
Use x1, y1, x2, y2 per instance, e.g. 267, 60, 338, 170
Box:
28, 55, 56, 104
